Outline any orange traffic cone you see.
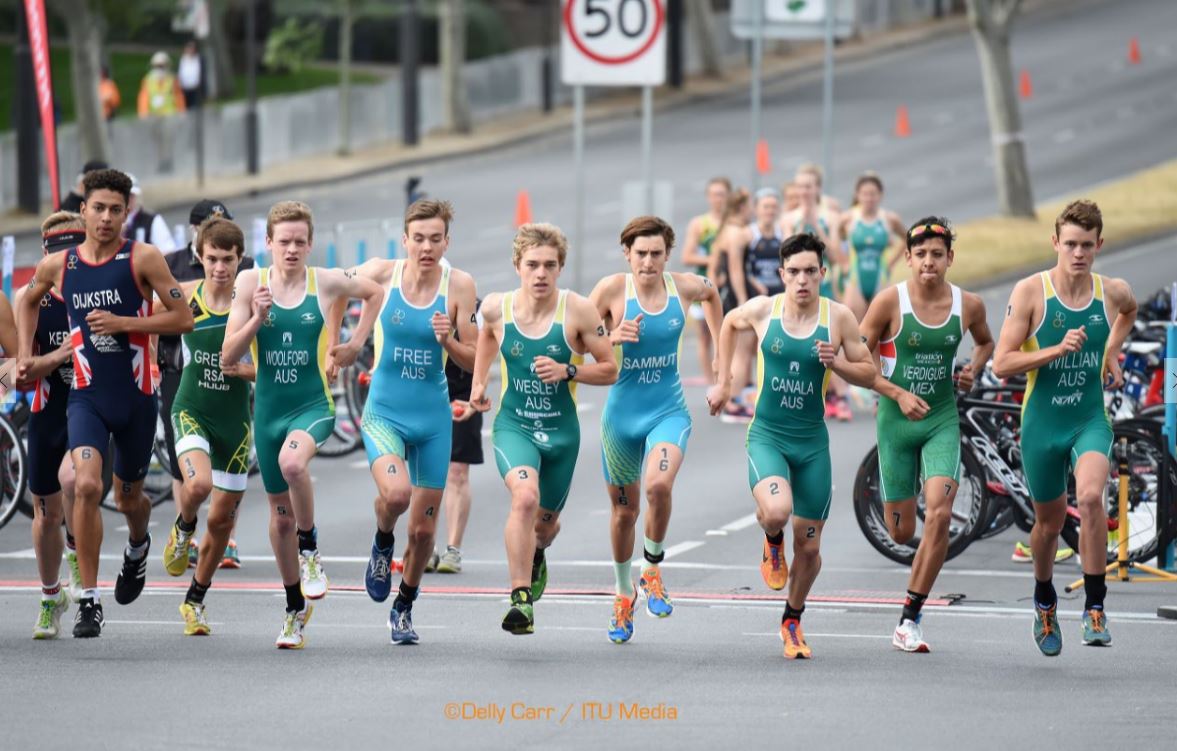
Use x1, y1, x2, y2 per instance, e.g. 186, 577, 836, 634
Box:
894, 105, 911, 138
514, 190, 533, 228
1019, 69, 1033, 99
755, 139, 771, 176
1128, 36, 1142, 65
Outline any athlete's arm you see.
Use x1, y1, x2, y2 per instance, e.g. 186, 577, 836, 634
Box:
468, 293, 503, 412
15, 253, 63, 376
706, 297, 770, 414
679, 217, 708, 269
590, 274, 639, 346
992, 277, 1080, 378
828, 304, 877, 388
221, 269, 263, 367
318, 267, 383, 368
10, 286, 69, 384
1101, 276, 1138, 390
958, 291, 995, 392
0, 291, 16, 356
727, 229, 753, 304
543, 293, 617, 386
885, 211, 907, 273
443, 269, 478, 371
859, 287, 921, 410
820, 211, 847, 268
675, 272, 723, 379
87, 243, 193, 336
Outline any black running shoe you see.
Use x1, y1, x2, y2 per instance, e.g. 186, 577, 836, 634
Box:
115, 534, 150, 605
73, 598, 104, 638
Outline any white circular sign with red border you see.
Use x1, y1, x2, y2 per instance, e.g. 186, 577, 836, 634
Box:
561, 0, 667, 86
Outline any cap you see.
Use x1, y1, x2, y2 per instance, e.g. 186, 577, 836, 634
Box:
82, 159, 108, 174
151, 51, 170, 67
126, 173, 142, 196
189, 199, 233, 226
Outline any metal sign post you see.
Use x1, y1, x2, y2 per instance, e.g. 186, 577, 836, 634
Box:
750, 0, 763, 191
641, 86, 654, 214
573, 85, 586, 294
821, 4, 835, 189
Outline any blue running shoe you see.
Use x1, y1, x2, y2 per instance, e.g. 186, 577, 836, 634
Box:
1033, 603, 1062, 657
365, 539, 394, 603
639, 567, 673, 618
389, 604, 419, 645
608, 592, 636, 644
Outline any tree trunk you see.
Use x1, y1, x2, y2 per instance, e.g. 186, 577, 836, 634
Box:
52, 0, 110, 162
687, 0, 722, 77
204, 0, 236, 99
338, 0, 353, 155
440, 0, 470, 134
967, 0, 1034, 217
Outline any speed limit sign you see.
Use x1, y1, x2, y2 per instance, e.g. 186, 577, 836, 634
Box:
561, 0, 666, 86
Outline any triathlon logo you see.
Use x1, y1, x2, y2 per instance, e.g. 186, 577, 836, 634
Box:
40, 294, 53, 308
770, 337, 784, 354
510, 341, 524, 357
390, 309, 406, 326
262, 312, 275, 328
67, 254, 78, 270
907, 331, 923, 347
1052, 311, 1067, 329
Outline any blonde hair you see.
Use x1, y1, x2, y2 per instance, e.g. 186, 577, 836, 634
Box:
796, 162, 824, 188
512, 223, 568, 267
266, 200, 314, 242
41, 211, 84, 235
404, 199, 455, 234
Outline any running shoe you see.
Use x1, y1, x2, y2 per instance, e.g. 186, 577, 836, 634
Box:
781, 618, 812, 659
608, 591, 637, 644
73, 598, 104, 639
760, 538, 787, 591
1081, 609, 1112, 646
163, 522, 194, 577
424, 550, 440, 573
188, 538, 198, 568
220, 539, 241, 569
639, 567, 673, 618
1011, 542, 1075, 563
275, 604, 314, 649
530, 556, 548, 602
299, 550, 329, 600
720, 403, 753, 424
180, 601, 211, 636
502, 594, 535, 635
835, 397, 853, 422
364, 538, 395, 602
33, 590, 71, 640
892, 616, 930, 653
436, 546, 462, 574
388, 603, 419, 645
1033, 603, 1062, 657
65, 550, 83, 603
114, 534, 150, 605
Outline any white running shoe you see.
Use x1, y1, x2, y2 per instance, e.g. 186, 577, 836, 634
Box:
65, 551, 84, 602
299, 550, 329, 600
892, 617, 931, 653
33, 590, 71, 640
275, 605, 314, 649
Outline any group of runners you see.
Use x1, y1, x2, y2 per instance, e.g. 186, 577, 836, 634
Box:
5, 166, 1136, 660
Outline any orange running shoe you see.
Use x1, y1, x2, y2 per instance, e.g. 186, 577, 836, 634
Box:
781, 618, 812, 659
760, 538, 788, 591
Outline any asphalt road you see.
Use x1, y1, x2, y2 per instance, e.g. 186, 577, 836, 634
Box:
3, 0, 1177, 747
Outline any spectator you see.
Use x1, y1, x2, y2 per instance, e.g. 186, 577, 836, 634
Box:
177, 41, 203, 110
60, 159, 108, 213
123, 173, 177, 252
138, 51, 186, 172
99, 65, 121, 121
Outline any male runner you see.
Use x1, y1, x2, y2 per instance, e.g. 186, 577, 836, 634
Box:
707, 233, 875, 659
159, 216, 255, 635
222, 200, 381, 649
15, 168, 194, 638
468, 223, 617, 635
679, 177, 730, 384
14, 212, 87, 638
993, 200, 1136, 655
859, 217, 993, 652
590, 216, 723, 643
839, 172, 906, 320
349, 199, 478, 644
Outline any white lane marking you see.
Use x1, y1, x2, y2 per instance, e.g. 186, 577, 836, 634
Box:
104, 620, 223, 626
662, 540, 705, 559
859, 133, 885, 148
349, 459, 368, 469
1053, 128, 1076, 143
741, 631, 890, 639
719, 513, 759, 533
114, 522, 160, 533
711, 601, 1174, 623
705, 530, 728, 536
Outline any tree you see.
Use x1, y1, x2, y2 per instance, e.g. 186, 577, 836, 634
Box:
966, 0, 1034, 218
49, 0, 110, 162
338, 0, 353, 154
204, 0, 237, 100
439, 0, 470, 133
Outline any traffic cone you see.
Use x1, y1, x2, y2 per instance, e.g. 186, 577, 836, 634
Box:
755, 139, 771, 176
514, 190, 533, 228
1128, 36, 1142, 65
1019, 69, 1033, 99
894, 105, 911, 138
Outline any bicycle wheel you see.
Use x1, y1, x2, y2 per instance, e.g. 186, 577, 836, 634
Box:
0, 413, 29, 530
852, 442, 989, 565
99, 420, 174, 511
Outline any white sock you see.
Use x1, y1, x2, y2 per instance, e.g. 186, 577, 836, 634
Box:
126, 537, 150, 561
613, 561, 634, 597
83, 588, 101, 602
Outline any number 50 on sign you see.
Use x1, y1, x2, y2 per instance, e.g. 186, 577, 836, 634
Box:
561, 0, 667, 86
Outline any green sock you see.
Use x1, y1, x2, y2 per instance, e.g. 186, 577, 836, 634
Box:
613, 561, 634, 597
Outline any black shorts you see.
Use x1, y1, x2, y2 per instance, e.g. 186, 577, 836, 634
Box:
68, 389, 158, 483
451, 411, 484, 465
27, 397, 69, 496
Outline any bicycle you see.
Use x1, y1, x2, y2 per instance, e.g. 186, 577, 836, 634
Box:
0, 408, 28, 530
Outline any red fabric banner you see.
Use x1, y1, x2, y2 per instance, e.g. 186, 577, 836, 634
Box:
24, 0, 61, 209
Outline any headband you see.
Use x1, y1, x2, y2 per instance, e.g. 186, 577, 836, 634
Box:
42, 229, 87, 253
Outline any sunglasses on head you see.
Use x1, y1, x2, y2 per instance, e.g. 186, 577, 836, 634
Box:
908, 223, 948, 239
